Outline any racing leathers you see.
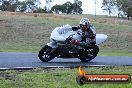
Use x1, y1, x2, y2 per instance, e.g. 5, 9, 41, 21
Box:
47, 24, 96, 48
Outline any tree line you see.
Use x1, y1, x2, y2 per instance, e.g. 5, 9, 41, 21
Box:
51, 0, 82, 14
0, 0, 83, 14
102, 0, 132, 19
0, 0, 131, 19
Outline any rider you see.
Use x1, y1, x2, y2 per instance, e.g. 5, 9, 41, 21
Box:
71, 18, 96, 46
47, 18, 96, 48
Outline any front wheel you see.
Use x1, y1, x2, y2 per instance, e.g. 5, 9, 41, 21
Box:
79, 45, 99, 62
38, 45, 56, 62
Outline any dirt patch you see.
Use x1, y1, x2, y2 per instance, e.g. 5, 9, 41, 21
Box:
0, 19, 8, 27
0, 20, 5, 22
120, 31, 132, 41
0, 73, 16, 81
98, 17, 132, 25
38, 13, 81, 20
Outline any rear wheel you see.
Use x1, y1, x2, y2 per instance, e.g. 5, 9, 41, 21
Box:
38, 45, 56, 62
79, 45, 99, 62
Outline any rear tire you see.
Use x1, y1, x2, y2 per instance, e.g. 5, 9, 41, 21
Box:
79, 45, 99, 62
38, 45, 56, 62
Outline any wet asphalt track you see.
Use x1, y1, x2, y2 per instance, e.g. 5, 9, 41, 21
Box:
0, 52, 132, 69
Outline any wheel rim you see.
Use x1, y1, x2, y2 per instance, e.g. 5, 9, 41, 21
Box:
79, 45, 99, 62
85, 49, 95, 59
80, 48, 97, 61
42, 48, 53, 61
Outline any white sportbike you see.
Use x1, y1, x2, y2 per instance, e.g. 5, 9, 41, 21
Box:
38, 31, 107, 62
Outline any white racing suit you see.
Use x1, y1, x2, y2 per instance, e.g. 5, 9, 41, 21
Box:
47, 24, 96, 48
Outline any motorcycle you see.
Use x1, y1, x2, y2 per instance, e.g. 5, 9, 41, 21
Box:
38, 32, 107, 62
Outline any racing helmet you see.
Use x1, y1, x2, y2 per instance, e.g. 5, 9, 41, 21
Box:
79, 18, 90, 25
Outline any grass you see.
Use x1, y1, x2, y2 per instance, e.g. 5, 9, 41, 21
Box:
99, 52, 132, 56
0, 13, 131, 88
0, 13, 132, 88
0, 13, 132, 56
0, 66, 132, 88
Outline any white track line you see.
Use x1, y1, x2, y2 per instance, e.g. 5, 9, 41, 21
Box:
0, 65, 118, 70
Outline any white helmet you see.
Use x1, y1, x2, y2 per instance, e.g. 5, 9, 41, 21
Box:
79, 18, 90, 25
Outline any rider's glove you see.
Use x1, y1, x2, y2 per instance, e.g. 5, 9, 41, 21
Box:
65, 36, 72, 44
70, 39, 79, 45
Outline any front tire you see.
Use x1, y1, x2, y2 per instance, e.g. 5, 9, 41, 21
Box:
38, 45, 56, 62
79, 45, 99, 62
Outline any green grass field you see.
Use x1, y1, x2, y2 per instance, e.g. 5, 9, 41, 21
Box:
0, 66, 132, 88
0, 13, 132, 56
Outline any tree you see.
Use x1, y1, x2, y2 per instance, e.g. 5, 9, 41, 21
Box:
35, 7, 47, 13
102, 0, 132, 19
0, 0, 4, 5
45, 0, 52, 12
101, 0, 116, 16
51, 4, 62, 13
0, 0, 42, 12
24, 0, 40, 13
17, 1, 27, 12
0, 1, 9, 11
25, 0, 35, 12
0, 0, 18, 11
72, 0, 82, 14
9, 0, 18, 5
51, 1, 83, 14
116, 0, 132, 19
61, 1, 72, 14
